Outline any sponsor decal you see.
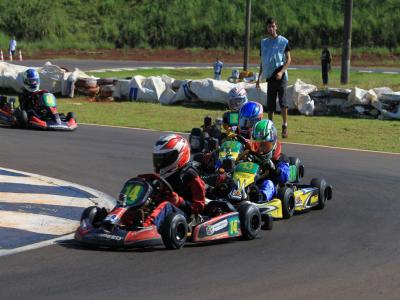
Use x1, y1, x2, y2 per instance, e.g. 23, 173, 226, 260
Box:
295, 195, 302, 207
104, 214, 120, 224
206, 219, 228, 236
206, 225, 214, 236
97, 233, 123, 241
48, 125, 70, 129
233, 189, 241, 197
228, 216, 239, 236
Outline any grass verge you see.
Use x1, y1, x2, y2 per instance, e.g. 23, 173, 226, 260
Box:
58, 98, 400, 154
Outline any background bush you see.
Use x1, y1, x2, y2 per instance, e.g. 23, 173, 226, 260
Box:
0, 0, 398, 50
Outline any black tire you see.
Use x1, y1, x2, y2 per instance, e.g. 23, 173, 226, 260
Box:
261, 214, 273, 230
16, 109, 28, 128
189, 127, 204, 153
288, 156, 304, 183
161, 213, 188, 249
277, 186, 295, 219
311, 178, 327, 210
80, 206, 107, 227
67, 112, 76, 122
97, 78, 116, 86
238, 203, 261, 240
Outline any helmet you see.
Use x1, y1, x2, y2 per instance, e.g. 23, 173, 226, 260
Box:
251, 119, 278, 160
153, 134, 190, 178
238, 101, 263, 138
227, 87, 248, 111
23, 69, 40, 92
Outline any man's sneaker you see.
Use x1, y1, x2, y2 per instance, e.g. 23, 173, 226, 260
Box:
282, 125, 288, 138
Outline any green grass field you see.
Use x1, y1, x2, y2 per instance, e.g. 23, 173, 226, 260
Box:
54, 67, 400, 154
57, 98, 400, 154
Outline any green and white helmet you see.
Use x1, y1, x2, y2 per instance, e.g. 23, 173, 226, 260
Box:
251, 119, 278, 159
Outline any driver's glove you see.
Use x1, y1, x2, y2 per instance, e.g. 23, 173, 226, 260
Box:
166, 191, 183, 207
264, 159, 276, 171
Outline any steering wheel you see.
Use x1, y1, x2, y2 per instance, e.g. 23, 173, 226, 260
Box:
138, 173, 174, 195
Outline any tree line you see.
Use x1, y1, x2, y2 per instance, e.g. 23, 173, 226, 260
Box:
0, 0, 398, 50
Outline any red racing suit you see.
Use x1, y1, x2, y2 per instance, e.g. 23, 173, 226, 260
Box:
144, 165, 206, 228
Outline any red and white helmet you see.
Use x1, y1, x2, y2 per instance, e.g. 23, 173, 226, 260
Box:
153, 134, 190, 178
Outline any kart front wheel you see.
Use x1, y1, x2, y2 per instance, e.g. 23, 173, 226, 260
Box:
80, 206, 107, 227
311, 178, 328, 210
16, 109, 28, 128
161, 213, 188, 249
277, 186, 295, 219
238, 203, 261, 240
261, 214, 273, 230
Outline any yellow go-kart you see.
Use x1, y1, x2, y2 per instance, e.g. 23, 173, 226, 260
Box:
210, 152, 332, 228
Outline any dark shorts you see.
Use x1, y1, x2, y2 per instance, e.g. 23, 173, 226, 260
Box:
267, 79, 288, 112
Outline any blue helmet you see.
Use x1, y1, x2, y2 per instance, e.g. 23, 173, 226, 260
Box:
238, 101, 263, 138
23, 68, 40, 92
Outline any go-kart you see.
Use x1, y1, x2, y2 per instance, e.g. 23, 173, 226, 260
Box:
193, 138, 246, 178
206, 150, 332, 222
75, 173, 263, 250
189, 116, 225, 153
189, 111, 242, 153
0, 96, 19, 127
20, 92, 77, 131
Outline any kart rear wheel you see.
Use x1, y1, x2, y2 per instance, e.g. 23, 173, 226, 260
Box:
277, 186, 295, 219
189, 127, 204, 153
311, 178, 328, 210
289, 156, 304, 183
67, 112, 76, 122
80, 206, 107, 227
161, 213, 188, 249
238, 203, 261, 240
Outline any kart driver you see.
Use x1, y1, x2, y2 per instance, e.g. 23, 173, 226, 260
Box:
18, 68, 48, 113
143, 134, 206, 229
248, 119, 290, 201
223, 87, 248, 137
238, 101, 264, 139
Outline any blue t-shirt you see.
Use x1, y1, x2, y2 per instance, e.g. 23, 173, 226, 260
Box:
214, 60, 223, 74
260, 36, 290, 81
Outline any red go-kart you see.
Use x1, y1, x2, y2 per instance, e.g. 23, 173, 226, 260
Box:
0, 96, 18, 127
75, 173, 264, 249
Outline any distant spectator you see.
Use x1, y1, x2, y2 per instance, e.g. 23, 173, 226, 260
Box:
321, 47, 332, 86
214, 56, 223, 80
8, 36, 17, 56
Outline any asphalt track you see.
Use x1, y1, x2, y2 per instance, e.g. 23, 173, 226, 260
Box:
1, 124, 399, 299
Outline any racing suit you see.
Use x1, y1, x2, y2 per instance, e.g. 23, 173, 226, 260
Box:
144, 165, 206, 230
256, 142, 290, 201
18, 89, 48, 117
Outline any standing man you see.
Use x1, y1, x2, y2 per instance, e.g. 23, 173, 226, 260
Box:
8, 36, 17, 57
256, 17, 291, 138
214, 56, 223, 80
321, 47, 332, 86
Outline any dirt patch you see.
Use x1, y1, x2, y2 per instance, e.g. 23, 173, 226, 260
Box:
24, 48, 400, 68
